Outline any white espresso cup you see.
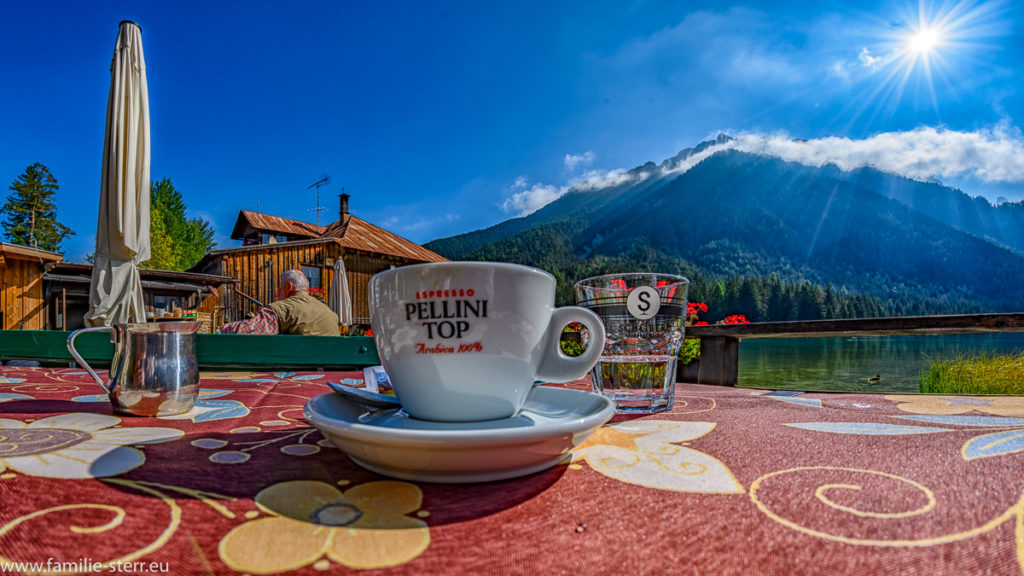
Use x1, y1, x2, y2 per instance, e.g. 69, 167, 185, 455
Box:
369, 262, 606, 422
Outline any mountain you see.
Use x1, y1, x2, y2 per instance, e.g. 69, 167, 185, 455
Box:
425, 139, 1024, 315
836, 167, 1024, 254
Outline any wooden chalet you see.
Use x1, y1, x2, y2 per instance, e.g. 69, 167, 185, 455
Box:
190, 194, 447, 328
1, 243, 62, 330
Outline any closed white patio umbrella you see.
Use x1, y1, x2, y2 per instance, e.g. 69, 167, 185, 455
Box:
328, 257, 353, 330
84, 21, 150, 327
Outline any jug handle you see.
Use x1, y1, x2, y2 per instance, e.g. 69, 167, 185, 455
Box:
67, 326, 116, 394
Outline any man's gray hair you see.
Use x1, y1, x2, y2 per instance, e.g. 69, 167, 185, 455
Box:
280, 269, 310, 291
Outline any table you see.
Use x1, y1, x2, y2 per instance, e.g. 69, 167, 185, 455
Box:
0, 366, 1022, 575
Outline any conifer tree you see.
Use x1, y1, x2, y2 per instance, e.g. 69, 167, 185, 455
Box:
140, 178, 215, 271
2, 163, 75, 252
736, 277, 766, 322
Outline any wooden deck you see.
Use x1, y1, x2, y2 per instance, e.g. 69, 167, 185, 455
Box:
683, 313, 1024, 386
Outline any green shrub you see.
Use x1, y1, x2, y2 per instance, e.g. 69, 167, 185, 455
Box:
561, 323, 586, 357
919, 353, 1024, 394
678, 337, 701, 365
560, 339, 585, 357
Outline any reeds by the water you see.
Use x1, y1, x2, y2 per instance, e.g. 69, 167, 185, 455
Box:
919, 353, 1024, 394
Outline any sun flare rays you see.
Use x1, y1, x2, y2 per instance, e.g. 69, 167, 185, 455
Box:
839, 0, 1009, 132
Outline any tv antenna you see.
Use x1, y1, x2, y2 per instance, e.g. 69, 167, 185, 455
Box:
307, 174, 330, 226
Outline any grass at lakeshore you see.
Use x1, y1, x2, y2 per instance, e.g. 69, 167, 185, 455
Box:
919, 353, 1024, 394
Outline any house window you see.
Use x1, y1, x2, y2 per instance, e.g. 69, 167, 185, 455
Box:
302, 266, 321, 289
152, 295, 185, 315
261, 233, 290, 244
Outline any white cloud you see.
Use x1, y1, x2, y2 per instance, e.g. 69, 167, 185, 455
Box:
612, 8, 808, 91
502, 125, 1024, 219
500, 168, 652, 217
501, 179, 564, 217
564, 151, 596, 171
859, 47, 880, 68
573, 168, 643, 191
828, 62, 849, 81
724, 125, 1024, 183
661, 143, 732, 175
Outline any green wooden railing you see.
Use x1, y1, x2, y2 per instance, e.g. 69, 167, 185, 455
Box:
0, 330, 379, 370
683, 312, 1024, 386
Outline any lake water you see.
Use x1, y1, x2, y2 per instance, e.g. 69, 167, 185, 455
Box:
737, 333, 1024, 393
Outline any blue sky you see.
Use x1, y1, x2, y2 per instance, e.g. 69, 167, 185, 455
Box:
2, 0, 1022, 263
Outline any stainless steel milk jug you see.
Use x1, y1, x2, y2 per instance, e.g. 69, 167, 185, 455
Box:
67, 321, 202, 416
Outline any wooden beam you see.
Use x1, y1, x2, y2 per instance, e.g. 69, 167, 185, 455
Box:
686, 313, 1024, 340
681, 312, 1024, 387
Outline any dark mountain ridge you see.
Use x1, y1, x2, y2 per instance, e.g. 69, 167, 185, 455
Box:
426, 141, 1024, 314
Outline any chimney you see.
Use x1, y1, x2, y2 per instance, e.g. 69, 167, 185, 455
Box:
338, 192, 350, 221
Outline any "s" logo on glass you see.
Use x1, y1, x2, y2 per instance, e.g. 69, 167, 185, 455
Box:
626, 286, 661, 320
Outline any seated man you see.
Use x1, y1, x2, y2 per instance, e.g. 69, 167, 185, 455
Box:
220, 269, 341, 336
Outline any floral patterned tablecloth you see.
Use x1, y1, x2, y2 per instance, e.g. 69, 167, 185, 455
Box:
1, 366, 1023, 575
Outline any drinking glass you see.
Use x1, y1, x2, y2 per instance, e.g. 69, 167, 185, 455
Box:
574, 273, 689, 413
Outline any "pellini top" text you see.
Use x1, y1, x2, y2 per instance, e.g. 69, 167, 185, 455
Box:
405, 299, 488, 339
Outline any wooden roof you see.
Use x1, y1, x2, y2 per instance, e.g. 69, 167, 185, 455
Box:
48, 262, 237, 285
230, 210, 325, 240
0, 242, 63, 263
227, 210, 446, 263
321, 216, 447, 263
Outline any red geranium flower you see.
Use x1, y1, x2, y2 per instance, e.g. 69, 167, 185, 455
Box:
722, 314, 749, 324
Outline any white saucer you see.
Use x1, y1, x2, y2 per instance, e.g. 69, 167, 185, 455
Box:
304, 386, 615, 483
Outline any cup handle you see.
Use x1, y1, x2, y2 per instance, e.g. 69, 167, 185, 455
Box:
535, 306, 607, 383
67, 326, 115, 394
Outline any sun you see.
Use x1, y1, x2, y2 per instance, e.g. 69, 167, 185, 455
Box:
909, 28, 940, 54
839, 0, 1008, 131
